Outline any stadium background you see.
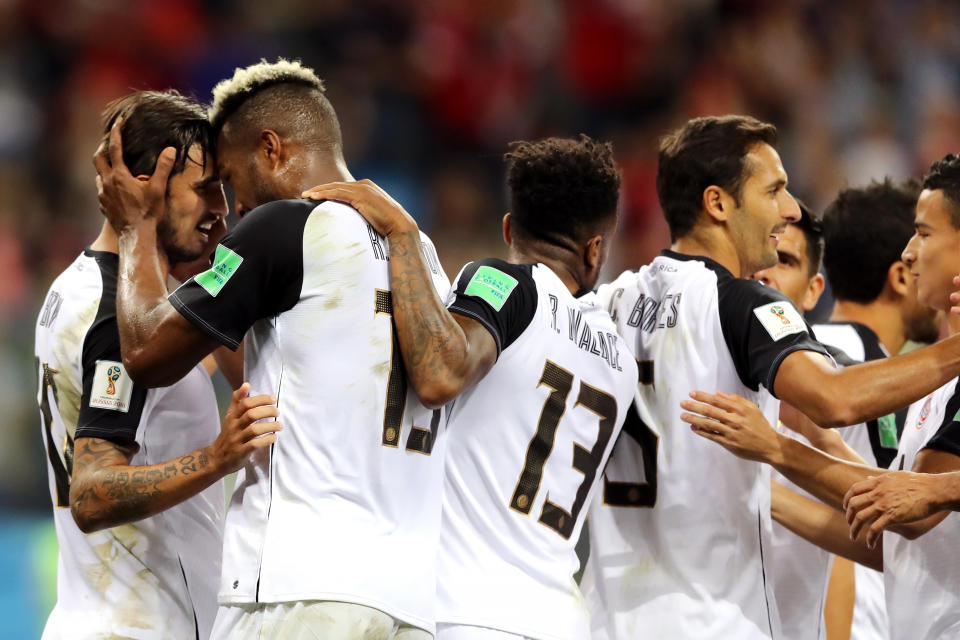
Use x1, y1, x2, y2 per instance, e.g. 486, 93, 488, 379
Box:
2, 0, 959, 636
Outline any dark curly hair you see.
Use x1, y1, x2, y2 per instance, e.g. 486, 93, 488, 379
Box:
657, 115, 778, 241
923, 154, 960, 229
505, 134, 620, 246
821, 178, 920, 304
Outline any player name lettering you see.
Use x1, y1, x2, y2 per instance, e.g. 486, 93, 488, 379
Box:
625, 292, 681, 333
566, 307, 623, 371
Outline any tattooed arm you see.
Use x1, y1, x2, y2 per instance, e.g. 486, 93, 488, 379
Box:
70, 383, 281, 533
303, 181, 496, 408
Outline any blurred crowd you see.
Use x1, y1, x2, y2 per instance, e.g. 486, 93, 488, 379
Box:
2, 0, 960, 508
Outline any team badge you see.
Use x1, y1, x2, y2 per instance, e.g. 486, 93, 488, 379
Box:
90, 360, 134, 412
105, 365, 122, 395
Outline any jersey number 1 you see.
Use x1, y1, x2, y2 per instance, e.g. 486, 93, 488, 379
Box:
375, 290, 439, 454
509, 360, 618, 539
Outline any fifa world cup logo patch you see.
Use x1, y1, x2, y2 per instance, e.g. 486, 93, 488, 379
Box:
770, 305, 790, 325
106, 365, 122, 395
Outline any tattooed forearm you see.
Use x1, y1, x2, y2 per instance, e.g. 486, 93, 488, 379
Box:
386, 230, 481, 398
69, 437, 220, 533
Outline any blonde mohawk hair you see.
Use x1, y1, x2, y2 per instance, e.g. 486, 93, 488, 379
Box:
209, 58, 326, 131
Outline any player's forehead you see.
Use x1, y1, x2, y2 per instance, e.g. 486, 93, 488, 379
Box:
178, 142, 217, 182
742, 142, 787, 188
915, 188, 952, 229
777, 225, 806, 261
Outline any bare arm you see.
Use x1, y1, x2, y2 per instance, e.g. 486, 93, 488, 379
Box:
212, 343, 244, 390
775, 343, 960, 428
780, 402, 866, 464
303, 181, 497, 408
683, 391, 882, 509
824, 557, 855, 640
69, 384, 280, 533
772, 481, 882, 571
94, 121, 221, 387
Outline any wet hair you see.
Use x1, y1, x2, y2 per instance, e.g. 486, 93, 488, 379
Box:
505, 134, 620, 248
208, 58, 341, 152
922, 154, 960, 229
101, 90, 213, 178
656, 115, 778, 241
793, 200, 824, 278
821, 178, 921, 303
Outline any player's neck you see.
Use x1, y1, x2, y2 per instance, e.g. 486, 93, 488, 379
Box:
830, 299, 906, 355
507, 244, 582, 295
671, 230, 743, 278
298, 157, 354, 189
90, 221, 171, 277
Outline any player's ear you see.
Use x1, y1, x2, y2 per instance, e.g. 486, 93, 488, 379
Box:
888, 260, 911, 297
259, 129, 283, 170
502, 213, 513, 246
703, 185, 733, 223
802, 273, 825, 311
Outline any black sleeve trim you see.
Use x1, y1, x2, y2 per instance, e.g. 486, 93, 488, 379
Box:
76, 255, 148, 442
166, 199, 311, 348
446, 258, 537, 356
168, 293, 240, 350
716, 275, 832, 392
448, 304, 504, 353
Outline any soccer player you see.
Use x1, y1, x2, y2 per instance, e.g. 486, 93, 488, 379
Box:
582, 116, 960, 640
682, 153, 960, 640
96, 60, 450, 639
36, 90, 279, 640
302, 136, 639, 640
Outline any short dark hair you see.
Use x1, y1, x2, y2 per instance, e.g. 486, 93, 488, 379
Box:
923, 154, 960, 229
656, 115, 778, 241
505, 134, 620, 246
209, 59, 341, 152
792, 200, 824, 278
101, 90, 213, 178
821, 178, 921, 304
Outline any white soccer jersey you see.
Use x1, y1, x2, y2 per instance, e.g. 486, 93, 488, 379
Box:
35, 249, 225, 640
584, 250, 832, 640
434, 260, 637, 640
883, 378, 960, 640
810, 322, 894, 640
168, 199, 451, 632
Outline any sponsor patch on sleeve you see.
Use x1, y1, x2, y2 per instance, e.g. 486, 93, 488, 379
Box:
195, 245, 243, 297
89, 360, 134, 412
753, 301, 807, 341
463, 265, 518, 312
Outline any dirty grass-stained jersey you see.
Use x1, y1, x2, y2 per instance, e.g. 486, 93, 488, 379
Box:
583, 250, 831, 640
35, 249, 224, 640
883, 378, 960, 640
435, 259, 637, 640
168, 199, 451, 632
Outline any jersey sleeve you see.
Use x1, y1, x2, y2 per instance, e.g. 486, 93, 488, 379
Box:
447, 258, 537, 355
75, 300, 148, 444
168, 199, 314, 350
717, 278, 832, 394
923, 386, 960, 458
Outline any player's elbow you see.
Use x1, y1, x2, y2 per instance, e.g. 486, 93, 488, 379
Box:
69, 488, 108, 534
411, 379, 460, 409
801, 391, 858, 429
122, 351, 179, 388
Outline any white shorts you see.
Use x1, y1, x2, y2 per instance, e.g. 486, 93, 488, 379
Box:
210, 600, 432, 640
435, 623, 532, 640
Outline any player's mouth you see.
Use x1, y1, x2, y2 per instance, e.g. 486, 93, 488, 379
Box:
196, 218, 217, 242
